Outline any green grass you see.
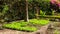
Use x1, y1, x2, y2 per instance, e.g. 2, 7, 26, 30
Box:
3, 21, 37, 32
29, 19, 49, 25
3, 19, 49, 32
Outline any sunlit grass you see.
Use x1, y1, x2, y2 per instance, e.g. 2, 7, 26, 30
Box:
3, 19, 49, 32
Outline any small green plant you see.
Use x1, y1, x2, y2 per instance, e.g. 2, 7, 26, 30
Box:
3, 19, 49, 32
29, 19, 49, 25
18, 26, 37, 32
39, 19, 49, 25
3, 20, 37, 32
51, 10, 55, 15
40, 10, 46, 16
2, 4, 9, 15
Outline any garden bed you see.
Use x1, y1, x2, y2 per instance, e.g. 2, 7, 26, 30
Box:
3, 19, 49, 32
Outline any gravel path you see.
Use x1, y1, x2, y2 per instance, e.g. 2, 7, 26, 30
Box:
30, 24, 49, 34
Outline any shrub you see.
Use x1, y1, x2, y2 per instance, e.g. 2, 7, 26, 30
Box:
29, 19, 49, 25
51, 10, 55, 15
2, 4, 9, 15
3, 19, 49, 32
40, 10, 46, 16
3, 20, 37, 32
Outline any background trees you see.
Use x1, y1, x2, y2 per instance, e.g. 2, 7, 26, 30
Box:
0, 0, 59, 22
50, 0, 60, 12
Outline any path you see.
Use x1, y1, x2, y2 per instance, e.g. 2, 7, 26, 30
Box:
0, 29, 31, 34
30, 24, 50, 34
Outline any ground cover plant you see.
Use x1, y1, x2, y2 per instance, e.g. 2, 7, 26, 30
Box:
29, 19, 49, 26
3, 19, 49, 32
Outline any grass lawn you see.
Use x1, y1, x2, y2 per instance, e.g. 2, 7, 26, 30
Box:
3, 19, 49, 32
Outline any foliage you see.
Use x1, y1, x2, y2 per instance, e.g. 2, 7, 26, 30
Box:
3, 20, 37, 32
3, 19, 49, 31
40, 10, 46, 16
51, 10, 55, 15
0, 4, 9, 23
50, 0, 60, 12
0, 0, 51, 21
2, 5, 9, 14
0, 4, 9, 16
29, 19, 49, 25
1, 0, 59, 22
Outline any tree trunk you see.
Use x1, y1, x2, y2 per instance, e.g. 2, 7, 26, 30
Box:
24, 0, 29, 22
36, 7, 40, 19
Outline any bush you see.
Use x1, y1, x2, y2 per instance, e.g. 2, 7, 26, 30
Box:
40, 10, 46, 16
29, 19, 49, 25
3, 19, 49, 32
3, 20, 37, 32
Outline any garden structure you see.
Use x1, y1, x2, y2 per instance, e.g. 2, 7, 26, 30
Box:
0, 0, 60, 34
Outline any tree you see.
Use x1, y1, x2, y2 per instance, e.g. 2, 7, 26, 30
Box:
34, 0, 40, 19
24, 0, 29, 22
36, 6, 40, 19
